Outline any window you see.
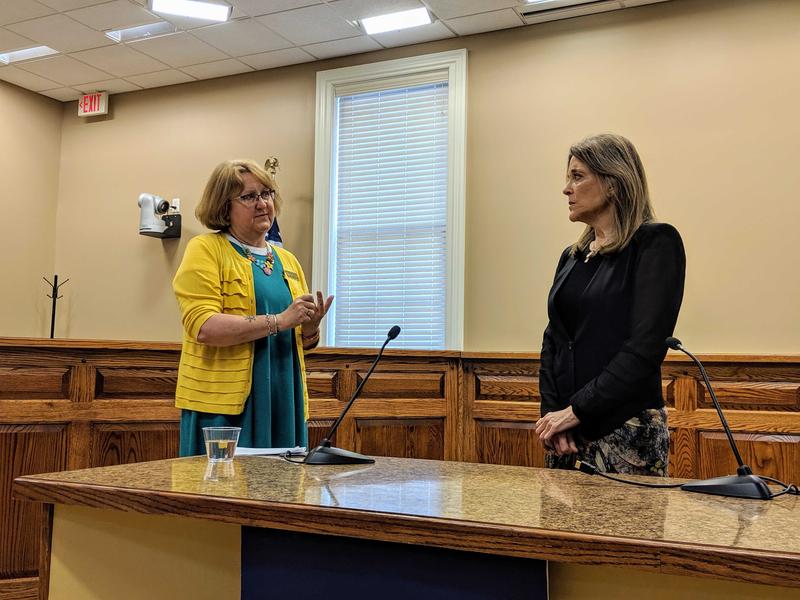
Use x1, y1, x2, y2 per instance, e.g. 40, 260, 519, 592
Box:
313, 50, 466, 349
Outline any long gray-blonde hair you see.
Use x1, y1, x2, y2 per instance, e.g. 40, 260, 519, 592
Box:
568, 134, 655, 256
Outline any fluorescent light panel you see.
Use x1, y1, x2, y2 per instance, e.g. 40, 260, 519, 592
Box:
523, 0, 597, 5
105, 21, 178, 42
361, 7, 431, 35
523, 0, 593, 5
149, 0, 231, 22
0, 45, 58, 64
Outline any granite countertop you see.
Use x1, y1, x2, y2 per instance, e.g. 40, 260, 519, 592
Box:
13, 456, 800, 587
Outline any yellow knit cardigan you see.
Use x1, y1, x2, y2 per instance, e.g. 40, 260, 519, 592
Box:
172, 232, 311, 418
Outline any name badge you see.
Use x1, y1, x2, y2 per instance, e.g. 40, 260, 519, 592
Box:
284, 270, 300, 282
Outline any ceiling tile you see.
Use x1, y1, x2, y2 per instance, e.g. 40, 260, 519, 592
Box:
66, 1, 162, 31
303, 35, 381, 60
16, 54, 112, 86
424, 0, 520, 20
192, 18, 291, 57
40, 86, 82, 101
238, 46, 314, 69
0, 65, 60, 91
37, 0, 110, 10
125, 68, 195, 88
127, 31, 229, 67
231, 0, 322, 17
445, 8, 523, 36
257, 4, 360, 46
7, 14, 115, 52
71, 44, 169, 77
328, 0, 423, 22
370, 20, 454, 47
181, 58, 253, 79
0, 28, 37, 53
75, 78, 142, 93
0, 1, 56, 27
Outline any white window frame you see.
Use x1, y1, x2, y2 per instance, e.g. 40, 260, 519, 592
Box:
312, 49, 467, 350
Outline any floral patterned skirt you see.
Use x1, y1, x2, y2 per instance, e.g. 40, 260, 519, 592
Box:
545, 407, 669, 477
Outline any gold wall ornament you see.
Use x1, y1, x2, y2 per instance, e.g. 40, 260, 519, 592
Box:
264, 157, 280, 178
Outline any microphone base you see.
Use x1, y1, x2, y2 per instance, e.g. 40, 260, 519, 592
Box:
303, 444, 375, 465
681, 473, 772, 500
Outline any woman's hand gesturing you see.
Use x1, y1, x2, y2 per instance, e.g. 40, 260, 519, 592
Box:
278, 295, 317, 331
301, 291, 334, 337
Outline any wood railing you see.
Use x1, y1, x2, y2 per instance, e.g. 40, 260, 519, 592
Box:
1, 338, 799, 599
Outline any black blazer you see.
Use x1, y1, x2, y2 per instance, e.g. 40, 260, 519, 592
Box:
539, 222, 686, 441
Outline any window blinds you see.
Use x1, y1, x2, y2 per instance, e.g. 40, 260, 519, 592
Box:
331, 81, 449, 349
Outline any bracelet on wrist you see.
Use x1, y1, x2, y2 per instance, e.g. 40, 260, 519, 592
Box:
302, 328, 320, 341
265, 313, 279, 337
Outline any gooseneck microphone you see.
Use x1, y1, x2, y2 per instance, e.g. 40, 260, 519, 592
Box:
304, 326, 401, 465
666, 336, 771, 500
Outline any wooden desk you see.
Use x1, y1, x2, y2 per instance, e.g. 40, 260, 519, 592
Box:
13, 456, 800, 599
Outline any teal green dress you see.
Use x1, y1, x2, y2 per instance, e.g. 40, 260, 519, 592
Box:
179, 242, 308, 456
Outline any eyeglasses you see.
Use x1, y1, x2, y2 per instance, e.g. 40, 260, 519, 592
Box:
234, 189, 275, 205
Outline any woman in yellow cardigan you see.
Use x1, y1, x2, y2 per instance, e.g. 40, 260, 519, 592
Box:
173, 159, 333, 456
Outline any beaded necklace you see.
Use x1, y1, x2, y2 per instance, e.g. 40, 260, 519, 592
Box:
230, 233, 274, 276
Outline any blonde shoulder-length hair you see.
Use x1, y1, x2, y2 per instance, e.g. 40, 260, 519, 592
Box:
195, 159, 282, 231
568, 134, 655, 256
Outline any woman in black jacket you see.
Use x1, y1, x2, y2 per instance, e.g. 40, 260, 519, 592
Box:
534, 134, 685, 476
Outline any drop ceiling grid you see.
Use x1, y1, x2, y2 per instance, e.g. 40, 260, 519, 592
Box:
0, 0, 669, 101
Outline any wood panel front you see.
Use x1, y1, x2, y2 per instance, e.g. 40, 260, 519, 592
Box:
0, 368, 69, 401
95, 367, 178, 400
356, 418, 445, 460
2, 339, 800, 598
699, 432, 800, 483
0, 578, 37, 600
305, 352, 457, 463
0, 340, 183, 597
356, 372, 444, 399
462, 354, 800, 484
307, 419, 337, 450
0, 425, 66, 582
465, 359, 540, 465
90, 422, 180, 467
475, 420, 546, 467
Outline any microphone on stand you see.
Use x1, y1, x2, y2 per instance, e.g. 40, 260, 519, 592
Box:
666, 337, 771, 500
304, 326, 401, 465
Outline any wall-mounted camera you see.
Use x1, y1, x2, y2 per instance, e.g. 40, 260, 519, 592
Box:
138, 193, 181, 238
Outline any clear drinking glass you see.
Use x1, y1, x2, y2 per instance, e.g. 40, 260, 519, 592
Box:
202, 427, 241, 463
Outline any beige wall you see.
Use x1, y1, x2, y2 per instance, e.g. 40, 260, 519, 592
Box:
0, 81, 62, 337
7, 0, 800, 351
463, 0, 800, 353
53, 65, 318, 341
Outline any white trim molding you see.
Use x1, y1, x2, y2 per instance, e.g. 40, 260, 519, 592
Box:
312, 49, 467, 350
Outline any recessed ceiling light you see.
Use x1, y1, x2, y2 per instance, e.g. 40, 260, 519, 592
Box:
523, 0, 595, 4
105, 21, 178, 42
361, 7, 432, 35
0, 45, 58, 65
149, 0, 231, 22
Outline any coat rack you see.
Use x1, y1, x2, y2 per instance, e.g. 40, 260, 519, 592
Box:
43, 274, 68, 339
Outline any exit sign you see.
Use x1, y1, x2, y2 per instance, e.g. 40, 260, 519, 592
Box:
78, 91, 108, 117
